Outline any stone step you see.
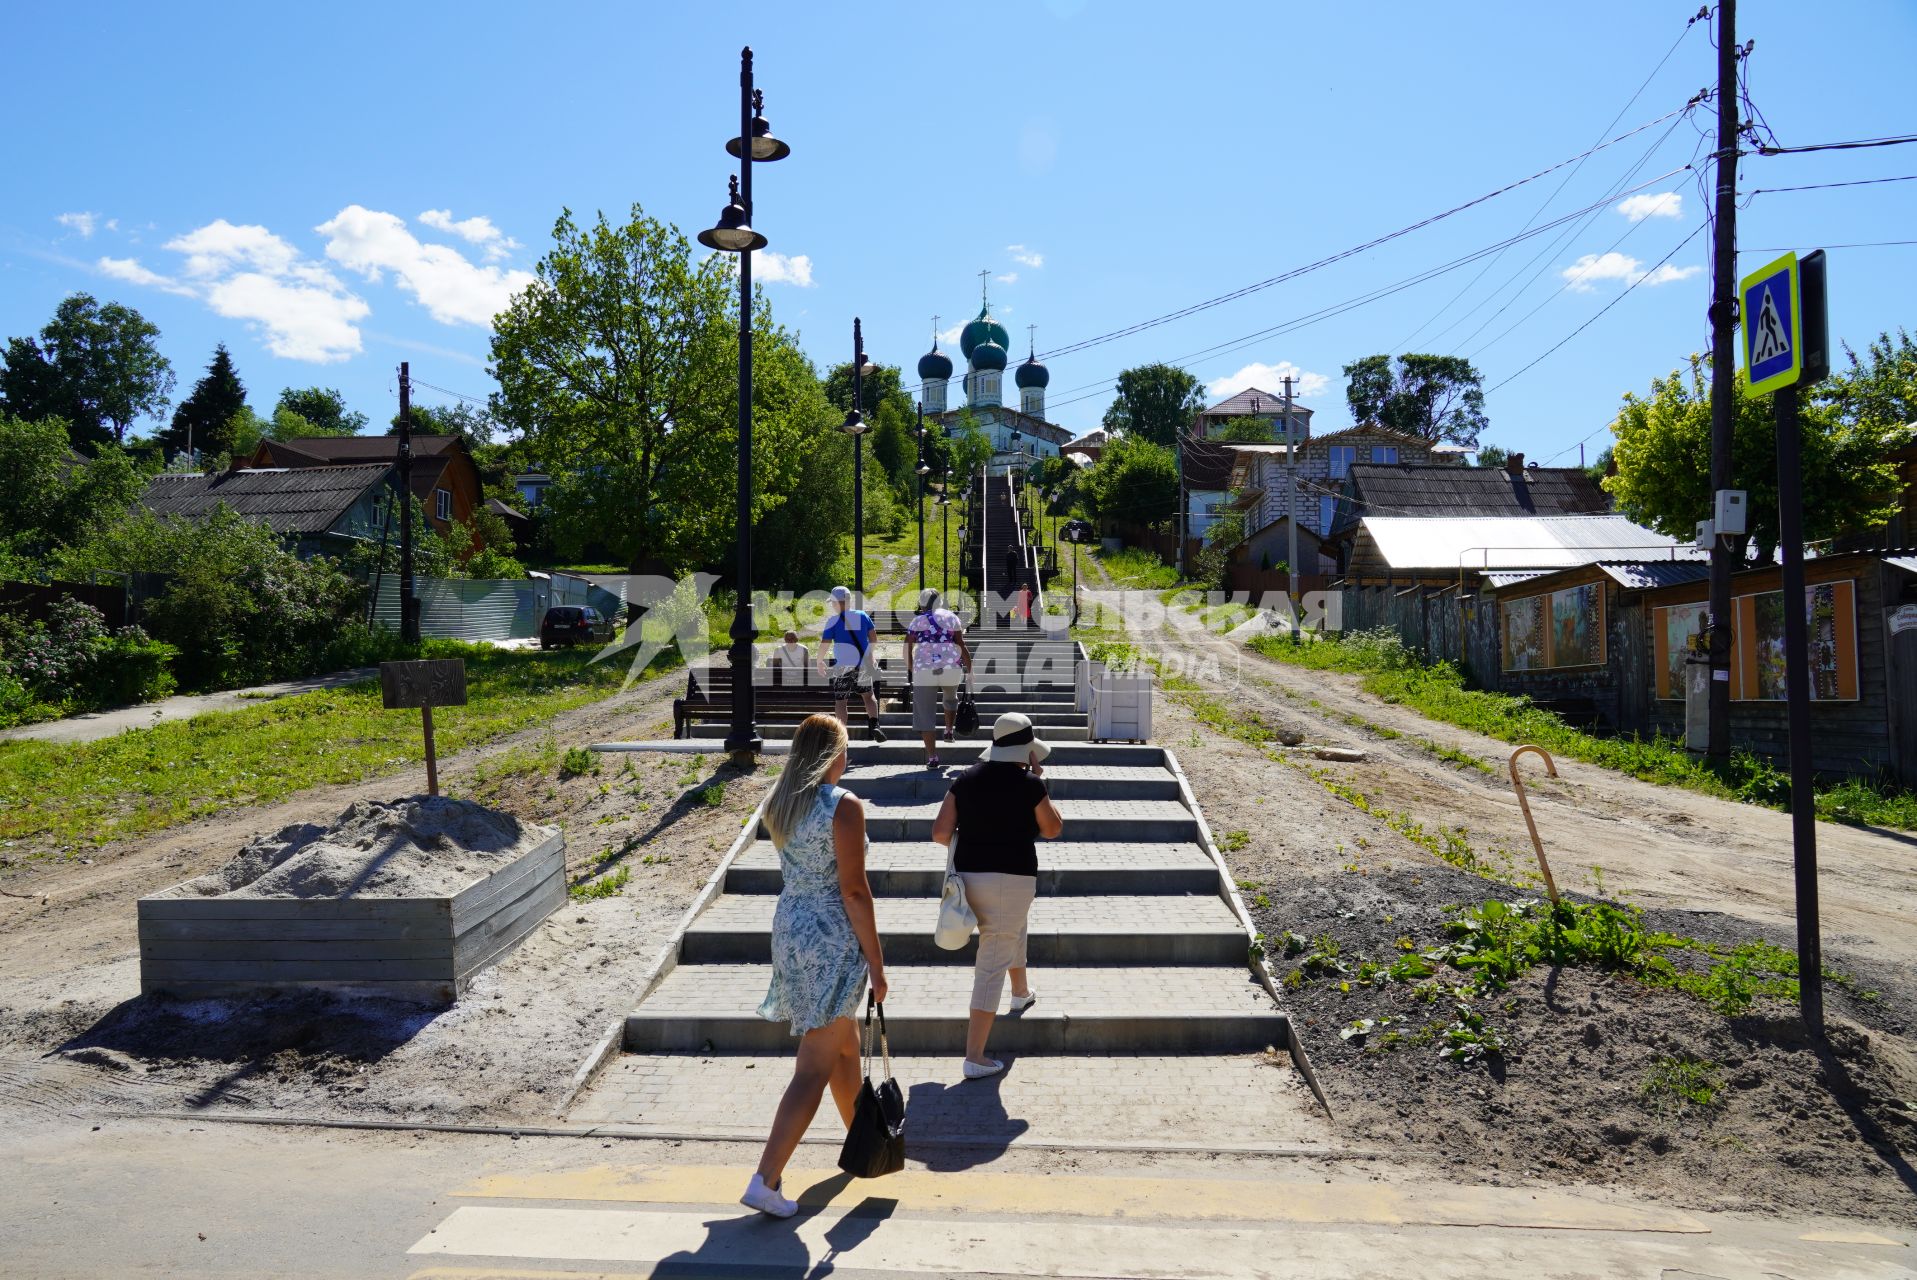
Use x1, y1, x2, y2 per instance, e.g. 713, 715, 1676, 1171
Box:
843, 742, 1166, 768
851, 798, 1196, 843
624, 964, 1288, 1054
804, 763, 1180, 802
726, 839, 1219, 897
687, 723, 1093, 742
681, 893, 1246, 966
874, 710, 1088, 729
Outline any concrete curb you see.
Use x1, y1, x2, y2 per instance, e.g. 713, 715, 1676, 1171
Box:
555, 788, 775, 1117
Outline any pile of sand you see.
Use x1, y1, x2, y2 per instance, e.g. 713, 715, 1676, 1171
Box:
173, 797, 556, 900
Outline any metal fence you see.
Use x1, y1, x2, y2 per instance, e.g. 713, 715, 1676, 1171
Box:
370, 573, 628, 643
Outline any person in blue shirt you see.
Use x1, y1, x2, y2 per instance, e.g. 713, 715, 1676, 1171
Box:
819, 585, 887, 743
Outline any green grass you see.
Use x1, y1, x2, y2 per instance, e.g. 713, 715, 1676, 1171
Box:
0, 641, 680, 858
1642, 1055, 1721, 1108
1093, 545, 1183, 591
569, 864, 630, 900
1249, 627, 1917, 832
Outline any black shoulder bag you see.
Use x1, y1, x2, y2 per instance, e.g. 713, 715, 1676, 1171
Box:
954, 685, 979, 734
837, 993, 906, 1178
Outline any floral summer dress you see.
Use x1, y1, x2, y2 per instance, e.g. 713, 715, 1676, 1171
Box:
757, 783, 869, 1034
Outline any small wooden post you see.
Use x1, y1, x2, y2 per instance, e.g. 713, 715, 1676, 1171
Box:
381, 659, 467, 798
1507, 745, 1562, 904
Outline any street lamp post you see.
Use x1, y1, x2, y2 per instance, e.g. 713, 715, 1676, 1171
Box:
915, 402, 931, 594
697, 46, 788, 760
840, 318, 875, 599
939, 469, 951, 596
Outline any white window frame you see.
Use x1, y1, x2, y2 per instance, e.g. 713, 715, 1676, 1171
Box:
1328, 445, 1357, 478
435, 488, 452, 521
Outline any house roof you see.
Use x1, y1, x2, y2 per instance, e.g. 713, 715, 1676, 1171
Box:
1346, 462, 1611, 518
1356, 514, 1698, 574
271, 433, 462, 461
1199, 387, 1314, 418
1064, 428, 1108, 449
486, 497, 528, 522
1179, 435, 1237, 490
1309, 423, 1434, 449
140, 464, 390, 536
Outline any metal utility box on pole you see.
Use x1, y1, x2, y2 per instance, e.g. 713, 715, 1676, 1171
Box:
1704, 0, 1740, 762
397, 362, 419, 645
1745, 246, 1829, 1036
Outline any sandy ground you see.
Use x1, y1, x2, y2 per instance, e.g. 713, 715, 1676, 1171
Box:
1079, 555, 1917, 1224
0, 668, 776, 1135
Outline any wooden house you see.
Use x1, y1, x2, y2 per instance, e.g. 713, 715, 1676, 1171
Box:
241, 434, 483, 539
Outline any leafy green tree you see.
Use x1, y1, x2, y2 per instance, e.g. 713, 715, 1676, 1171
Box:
157, 344, 248, 460
1820, 329, 1917, 429
1343, 353, 1488, 446
490, 205, 832, 577
1213, 415, 1276, 443
276, 386, 368, 436
4, 294, 175, 448
1584, 445, 1613, 484
1605, 355, 1900, 563
1101, 363, 1205, 448
388, 399, 494, 445
1474, 442, 1509, 469
825, 361, 920, 496
943, 411, 995, 485
0, 414, 146, 560
1084, 434, 1178, 530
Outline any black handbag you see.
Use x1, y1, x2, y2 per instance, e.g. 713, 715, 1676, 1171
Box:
837, 994, 906, 1178
954, 688, 979, 734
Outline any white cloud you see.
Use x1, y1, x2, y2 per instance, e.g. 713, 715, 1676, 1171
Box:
937, 324, 963, 347
1561, 251, 1702, 293
996, 271, 1019, 285
1006, 244, 1044, 269
97, 219, 371, 362
419, 209, 521, 261
57, 212, 100, 238
751, 249, 814, 287
1206, 361, 1330, 402
97, 256, 195, 296
319, 205, 535, 328
1616, 192, 1683, 222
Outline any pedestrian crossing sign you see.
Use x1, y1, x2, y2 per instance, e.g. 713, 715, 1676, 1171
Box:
1741, 251, 1802, 394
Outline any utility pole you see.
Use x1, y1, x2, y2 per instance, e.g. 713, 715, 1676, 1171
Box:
1704, 0, 1740, 762
1283, 377, 1301, 643
397, 361, 419, 645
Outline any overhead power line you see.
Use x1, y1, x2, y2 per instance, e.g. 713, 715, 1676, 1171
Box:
1746, 174, 1917, 195
1756, 134, 1917, 156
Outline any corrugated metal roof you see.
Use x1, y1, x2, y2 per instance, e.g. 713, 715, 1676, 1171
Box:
1348, 463, 1610, 517
1596, 560, 1711, 590
1886, 556, 1917, 576
140, 464, 389, 534
1358, 514, 1701, 572
1483, 570, 1550, 588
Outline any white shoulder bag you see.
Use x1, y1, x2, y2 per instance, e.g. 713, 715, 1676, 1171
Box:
933, 836, 976, 950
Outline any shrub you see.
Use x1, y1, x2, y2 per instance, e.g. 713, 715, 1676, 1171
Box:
0, 599, 176, 716
87, 626, 177, 707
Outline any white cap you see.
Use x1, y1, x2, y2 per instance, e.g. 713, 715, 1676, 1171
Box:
830, 585, 852, 603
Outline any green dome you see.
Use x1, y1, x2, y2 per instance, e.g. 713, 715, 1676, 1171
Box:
1015, 354, 1049, 389
971, 339, 1007, 371
958, 303, 1010, 359
917, 346, 953, 380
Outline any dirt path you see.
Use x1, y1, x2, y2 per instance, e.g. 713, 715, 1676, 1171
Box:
0, 666, 779, 1133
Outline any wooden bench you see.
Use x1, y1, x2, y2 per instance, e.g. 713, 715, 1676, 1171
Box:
673, 667, 891, 738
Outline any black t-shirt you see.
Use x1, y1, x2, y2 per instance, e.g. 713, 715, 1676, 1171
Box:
949, 760, 1048, 877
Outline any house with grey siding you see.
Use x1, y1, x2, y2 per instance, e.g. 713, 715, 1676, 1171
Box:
1225, 424, 1458, 545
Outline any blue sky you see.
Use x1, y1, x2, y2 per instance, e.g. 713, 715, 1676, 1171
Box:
4, 1, 1913, 463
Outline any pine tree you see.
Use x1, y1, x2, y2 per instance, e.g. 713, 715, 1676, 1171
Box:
160, 344, 249, 461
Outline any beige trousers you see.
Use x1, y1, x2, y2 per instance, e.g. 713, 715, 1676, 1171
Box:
958, 872, 1036, 1012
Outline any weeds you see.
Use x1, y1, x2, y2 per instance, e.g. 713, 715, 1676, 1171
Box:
699, 782, 727, 807
1642, 1055, 1721, 1108
1219, 829, 1251, 853
569, 865, 630, 900
560, 746, 599, 779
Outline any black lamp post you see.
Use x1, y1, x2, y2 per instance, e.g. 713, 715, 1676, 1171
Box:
841, 318, 875, 598
697, 47, 787, 759
914, 403, 932, 593
938, 469, 951, 596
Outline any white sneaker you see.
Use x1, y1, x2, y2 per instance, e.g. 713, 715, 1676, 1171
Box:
962, 1057, 1005, 1079
741, 1172, 798, 1218
1008, 990, 1037, 1013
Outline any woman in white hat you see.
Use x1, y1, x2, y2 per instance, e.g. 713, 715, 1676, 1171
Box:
929, 711, 1064, 1078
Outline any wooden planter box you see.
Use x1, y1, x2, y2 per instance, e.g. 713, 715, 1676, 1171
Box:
137, 832, 566, 1005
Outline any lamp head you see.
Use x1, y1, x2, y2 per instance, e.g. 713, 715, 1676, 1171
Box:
696, 176, 765, 253
839, 408, 868, 436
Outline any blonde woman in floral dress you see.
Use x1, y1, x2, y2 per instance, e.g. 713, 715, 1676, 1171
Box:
741, 714, 888, 1219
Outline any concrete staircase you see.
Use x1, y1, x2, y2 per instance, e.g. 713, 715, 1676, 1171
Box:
619, 474, 1300, 1073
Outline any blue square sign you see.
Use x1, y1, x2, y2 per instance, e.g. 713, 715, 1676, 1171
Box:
1742, 251, 1801, 394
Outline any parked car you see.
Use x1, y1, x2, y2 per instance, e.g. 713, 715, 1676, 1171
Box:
539, 605, 614, 649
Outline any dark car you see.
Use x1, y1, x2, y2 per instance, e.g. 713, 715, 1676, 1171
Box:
1061, 518, 1095, 544
539, 605, 615, 649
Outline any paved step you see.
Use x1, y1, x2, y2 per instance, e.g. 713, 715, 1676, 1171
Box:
805, 763, 1180, 802
624, 964, 1288, 1054
687, 723, 1094, 742
854, 798, 1196, 843
681, 894, 1245, 966
843, 742, 1166, 768
726, 839, 1220, 897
